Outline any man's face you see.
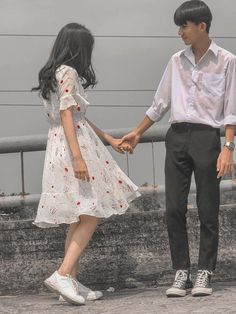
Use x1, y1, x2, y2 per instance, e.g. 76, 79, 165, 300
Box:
178, 21, 205, 45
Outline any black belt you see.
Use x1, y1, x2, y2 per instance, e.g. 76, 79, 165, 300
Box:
171, 122, 220, 134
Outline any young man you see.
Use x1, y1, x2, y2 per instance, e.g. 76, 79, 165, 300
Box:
119, 1, 236, 297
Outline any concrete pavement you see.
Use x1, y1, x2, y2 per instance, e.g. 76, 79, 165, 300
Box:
0, 281, 235, 314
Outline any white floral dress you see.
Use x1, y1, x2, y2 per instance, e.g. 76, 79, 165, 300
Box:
34, 65, 140, 228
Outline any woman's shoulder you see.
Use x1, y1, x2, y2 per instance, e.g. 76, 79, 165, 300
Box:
55, 64, 79, 80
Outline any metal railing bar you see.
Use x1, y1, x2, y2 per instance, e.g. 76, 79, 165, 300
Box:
0, 125, 226, 154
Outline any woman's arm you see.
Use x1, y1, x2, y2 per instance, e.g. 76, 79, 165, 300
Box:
85, 118, 112, 144
85, 118, 129, 153
61, 108, 90, 181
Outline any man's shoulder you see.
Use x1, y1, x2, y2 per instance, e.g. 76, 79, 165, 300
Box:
169, 49, 186, 61
217, 45, 236, 61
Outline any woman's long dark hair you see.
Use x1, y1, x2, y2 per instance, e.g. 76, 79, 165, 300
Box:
32, 23, 97, 100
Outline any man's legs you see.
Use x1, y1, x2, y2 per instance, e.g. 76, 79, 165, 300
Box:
165, 125, 193, 270
165, 125, 194, 297
190, 127, 221, 296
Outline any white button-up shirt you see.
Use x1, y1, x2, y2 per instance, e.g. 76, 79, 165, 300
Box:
146, 41, 236, 127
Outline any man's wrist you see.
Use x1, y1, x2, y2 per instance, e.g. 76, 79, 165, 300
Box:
133, 128, 142, 137
224, 141, 235, 151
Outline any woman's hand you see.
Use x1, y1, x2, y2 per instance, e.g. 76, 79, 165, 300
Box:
118, 131, 141, 152
72, 157, 90, 181
109, 138, 126, 154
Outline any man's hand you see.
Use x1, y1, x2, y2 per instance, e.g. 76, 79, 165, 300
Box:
216, 147, 234, 178
109, 137, 126, 154
118, 131, 141, 152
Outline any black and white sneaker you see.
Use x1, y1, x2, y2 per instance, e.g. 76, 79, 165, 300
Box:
192, 270, 213, 297
166, 270, 193, 297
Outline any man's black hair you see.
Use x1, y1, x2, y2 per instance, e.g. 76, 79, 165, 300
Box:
174, 0, 212, 33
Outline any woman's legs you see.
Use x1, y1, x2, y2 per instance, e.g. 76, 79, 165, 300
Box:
64, 222, 80, 278
58, 215, 98, 277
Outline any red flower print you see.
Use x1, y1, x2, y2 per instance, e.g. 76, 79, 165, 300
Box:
47, 113, 50, 117
92, 176, 95, 180
120, 205, 123, 208
51, 185, 54, 188
106, 191, 110, 194
118, 180, 122, 184
41, 205, 44, 208
77, 125, 80, 129
65, 167, 68, 172
106, 161, 109, 164
77, 201, 80, 205
54, 133, 57, 136
77, 106, 81, 111
65, 89, 69, 93
60, 80, 64, 84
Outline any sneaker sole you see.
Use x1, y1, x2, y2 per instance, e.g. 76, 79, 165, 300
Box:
166, 286, 194, 298
60, 293, 85, 305
192, 291, 212, 297
44, 280, 60, 295
86, 294, 103, 301
166, 292, 186, 297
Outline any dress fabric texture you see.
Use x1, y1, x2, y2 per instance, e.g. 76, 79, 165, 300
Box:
34, 65, 140, 228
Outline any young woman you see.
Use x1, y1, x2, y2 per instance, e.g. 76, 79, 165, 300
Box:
32, 23, 140, 305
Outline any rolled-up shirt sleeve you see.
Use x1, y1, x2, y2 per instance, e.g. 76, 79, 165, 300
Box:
146, 59, 172, 122
224, 56, 236, 126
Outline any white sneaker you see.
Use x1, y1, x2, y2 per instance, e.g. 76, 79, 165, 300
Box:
44, 271, 85, 305
192, 270, 213, 297
166, 270, 193, 297
59, 279, 103, 301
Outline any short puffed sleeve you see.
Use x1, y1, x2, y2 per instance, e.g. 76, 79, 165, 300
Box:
56, 65, 82, 111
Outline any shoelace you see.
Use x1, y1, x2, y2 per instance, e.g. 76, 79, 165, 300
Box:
195, 270, 212, 287
66, 275, 80, 294
173, 270, 188, 288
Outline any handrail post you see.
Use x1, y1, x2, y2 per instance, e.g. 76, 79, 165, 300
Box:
20, 151, 25, 196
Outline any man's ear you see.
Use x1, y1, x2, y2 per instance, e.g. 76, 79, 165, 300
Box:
200, 22, 207, 33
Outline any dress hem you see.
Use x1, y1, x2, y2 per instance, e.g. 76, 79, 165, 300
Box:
33, 190, 141, 228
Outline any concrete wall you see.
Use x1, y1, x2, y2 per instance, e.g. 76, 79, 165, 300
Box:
1, 0, 236, 194
0, 194, 235, 295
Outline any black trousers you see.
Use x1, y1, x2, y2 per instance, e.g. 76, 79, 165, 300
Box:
165, 123, 221, 271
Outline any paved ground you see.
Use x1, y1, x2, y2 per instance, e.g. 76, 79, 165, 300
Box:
0, 281, 236, 314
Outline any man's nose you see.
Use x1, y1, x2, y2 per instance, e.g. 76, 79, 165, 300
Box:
178, 27, 183, 36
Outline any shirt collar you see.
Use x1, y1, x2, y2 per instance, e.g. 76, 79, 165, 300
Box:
181, 40, 219, 64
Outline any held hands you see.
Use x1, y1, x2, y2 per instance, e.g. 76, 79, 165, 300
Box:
109, 137, 133, 154
217, 147, 234, 178
72, 156, 90, 182
118, 131, 141, 153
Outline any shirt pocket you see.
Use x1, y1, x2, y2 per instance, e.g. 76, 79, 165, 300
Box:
201, 73, 225, 98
